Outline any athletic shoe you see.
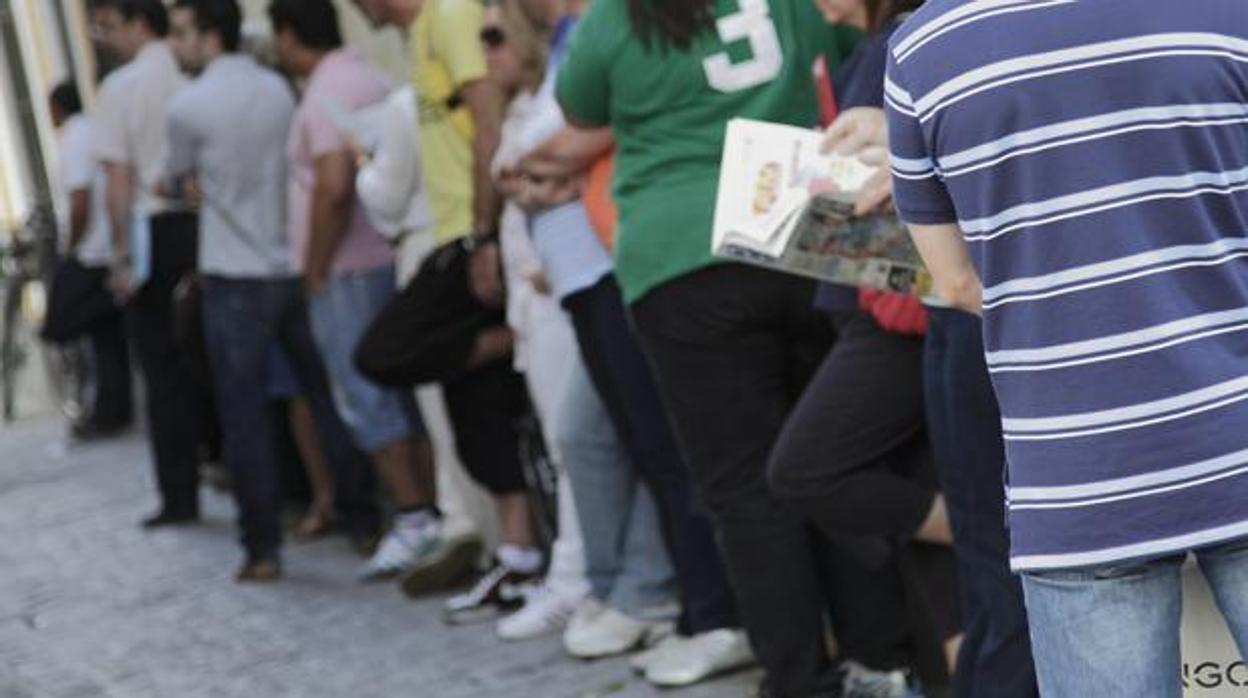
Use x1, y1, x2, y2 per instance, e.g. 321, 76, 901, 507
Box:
563, 602, 673, 659
399, 532, 484, 598
629, 634, 681, 674
842, 660, 925, 698
496, 583, 584, 641
443, 560, 538, 625
643, 628, 755, 687
358, 526, 438, 582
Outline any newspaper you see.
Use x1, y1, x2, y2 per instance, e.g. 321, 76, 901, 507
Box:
712, 118, 936, 300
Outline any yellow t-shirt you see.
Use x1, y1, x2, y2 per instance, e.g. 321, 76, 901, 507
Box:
411, 0, 486, 243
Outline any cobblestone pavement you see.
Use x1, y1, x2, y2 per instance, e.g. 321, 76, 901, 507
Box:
0, 418, 759, 698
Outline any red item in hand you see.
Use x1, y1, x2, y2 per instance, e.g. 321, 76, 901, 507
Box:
859, 289, 928, 336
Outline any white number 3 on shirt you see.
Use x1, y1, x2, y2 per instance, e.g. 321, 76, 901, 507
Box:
703, 0, 783, 93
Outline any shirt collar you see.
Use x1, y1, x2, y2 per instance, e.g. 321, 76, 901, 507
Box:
201, 52, 252, 79
134, 40, 173, 68
309, 47, 360, 86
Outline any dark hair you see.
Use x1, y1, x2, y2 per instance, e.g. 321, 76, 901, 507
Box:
626, 0, 715, 51
867, 0, 924, 32
92, 0, 169, 37
49, 81, 83, 116
173, 0, 243, 52
267, 0, 342, 50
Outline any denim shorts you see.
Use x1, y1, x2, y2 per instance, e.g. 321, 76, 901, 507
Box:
309, 264, 425, 451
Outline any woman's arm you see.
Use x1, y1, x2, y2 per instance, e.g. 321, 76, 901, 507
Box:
356, 94, 420, 230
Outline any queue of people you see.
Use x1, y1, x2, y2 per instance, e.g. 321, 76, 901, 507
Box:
44, 0, 1248, 696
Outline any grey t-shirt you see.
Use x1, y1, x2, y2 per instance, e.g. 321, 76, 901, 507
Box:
165, 54, 296, 278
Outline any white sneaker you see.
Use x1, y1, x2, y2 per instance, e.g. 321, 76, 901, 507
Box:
563, 603, 672, 659
565, 598, 606, 637
629, 634, 683, 674
496, 584, 583, 641
643, 628, 755, 687
358, 526, 439, 582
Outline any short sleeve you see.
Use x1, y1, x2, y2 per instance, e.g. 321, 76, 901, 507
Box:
556, 6, 609, 127
92, 78, 130, 165
303, 92, 350, 159
432, 0, 487, 88
60, 122, 96, 191
884, 52, 957, 225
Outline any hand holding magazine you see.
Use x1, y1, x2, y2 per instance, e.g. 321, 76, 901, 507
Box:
711, 118, 936, 301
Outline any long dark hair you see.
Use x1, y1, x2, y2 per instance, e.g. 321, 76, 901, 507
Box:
627, 0, 716, 51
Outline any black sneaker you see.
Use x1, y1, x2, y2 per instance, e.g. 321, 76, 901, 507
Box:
442, 560, 538, 626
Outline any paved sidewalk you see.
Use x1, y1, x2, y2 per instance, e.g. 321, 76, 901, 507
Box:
0, 418, 758, 698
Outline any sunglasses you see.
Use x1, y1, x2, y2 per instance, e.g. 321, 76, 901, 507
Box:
480, 26, 506, 49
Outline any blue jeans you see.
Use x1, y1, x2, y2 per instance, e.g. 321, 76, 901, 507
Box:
563, 274, 739, 635
308, 265, 424, 453
201, 276, 378, 558
1022, 539, 1248, 698
556, 356, 677, 618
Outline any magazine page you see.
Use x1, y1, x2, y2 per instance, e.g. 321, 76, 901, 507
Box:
712, 118, 874, 257
712, 118, 936, 300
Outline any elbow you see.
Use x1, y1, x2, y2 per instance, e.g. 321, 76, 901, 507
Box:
938, 273, 983, 315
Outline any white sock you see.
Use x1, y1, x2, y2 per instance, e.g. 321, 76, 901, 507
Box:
497, 544, 543, 574
394, 509, 441, 546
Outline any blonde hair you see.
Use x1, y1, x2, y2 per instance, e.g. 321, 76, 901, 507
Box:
496, 0, 548, 90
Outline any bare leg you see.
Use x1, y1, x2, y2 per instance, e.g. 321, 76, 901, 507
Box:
495, 492, 536, 548
289, 396, 335, 536
915, 494, 954, 546
945, 633, 964, 675
372, 436, 436, 510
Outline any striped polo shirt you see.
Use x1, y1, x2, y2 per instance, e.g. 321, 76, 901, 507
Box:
886, 0, 1248, 571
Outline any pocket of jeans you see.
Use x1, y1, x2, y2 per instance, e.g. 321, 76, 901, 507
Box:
1028, 555, 1183, 585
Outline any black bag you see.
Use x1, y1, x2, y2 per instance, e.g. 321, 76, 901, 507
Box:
355, 237, 506, 387
40, 257, 119, 343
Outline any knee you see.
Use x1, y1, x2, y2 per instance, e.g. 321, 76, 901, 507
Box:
766, 439, 813, 504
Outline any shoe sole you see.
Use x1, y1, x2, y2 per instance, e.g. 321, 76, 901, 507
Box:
400, 536, 484, 599
645, 655, 758, 688
442, 598, 523, 627
568, 621, 672, 660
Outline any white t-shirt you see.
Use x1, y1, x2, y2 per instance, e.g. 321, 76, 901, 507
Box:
93, 41, 187, 215
57, 115, 111, 266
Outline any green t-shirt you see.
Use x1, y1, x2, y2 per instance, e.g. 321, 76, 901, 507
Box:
557, 0, 858, 304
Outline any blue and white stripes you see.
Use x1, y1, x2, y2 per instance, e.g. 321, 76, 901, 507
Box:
887, 0, 1248, 571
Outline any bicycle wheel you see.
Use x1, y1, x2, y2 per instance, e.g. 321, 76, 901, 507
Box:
41, 340, 89, 422
0, 279, 25, 422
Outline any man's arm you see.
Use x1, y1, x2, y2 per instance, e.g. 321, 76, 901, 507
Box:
460, 78, 504, 236
520, 127, 613, 180
66, 189, 90, 252
304, 150, 356, 294
907, 222, 982, 315
104, 162, 135, 261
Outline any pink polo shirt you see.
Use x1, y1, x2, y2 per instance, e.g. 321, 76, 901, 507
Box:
287, 48, 394, 274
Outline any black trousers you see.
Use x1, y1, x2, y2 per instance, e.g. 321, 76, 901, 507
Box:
41, 260, 133, 428
768, 310, 935, 541
88, 306, 132, 428
925, 308, 1038, 698
564, 274, 738, 636
632, 264, 909, 698
355, 244, 527, 495
126, 212, 201, 517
